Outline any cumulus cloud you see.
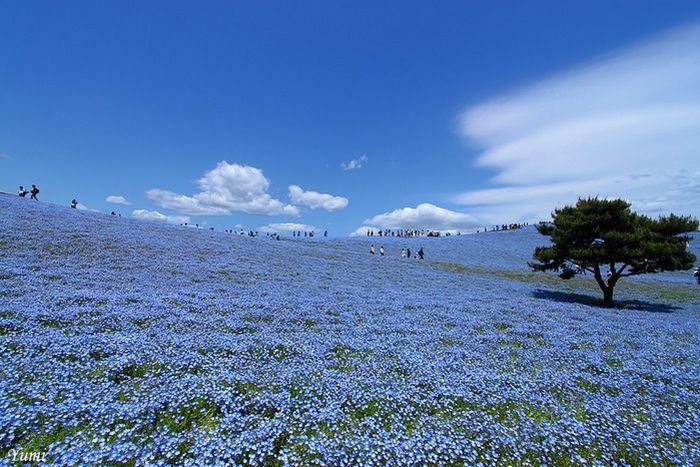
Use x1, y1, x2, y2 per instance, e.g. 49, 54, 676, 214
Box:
288, 185, 349, 211
341, 155, 368, 170
455, 22, 700, 223
106, 195, 131, 206
146, 162, 299, 217
132, 209, 190, 225
361, 203, 481, 233
258, 222, 317, 234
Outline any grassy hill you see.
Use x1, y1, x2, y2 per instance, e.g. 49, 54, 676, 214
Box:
1, 195, 699, 465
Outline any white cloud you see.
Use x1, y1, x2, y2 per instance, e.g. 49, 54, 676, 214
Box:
341, 155, 368, 170
288, 185, 349, 211
456, 22, 700, 224
361, 203, 481, 232
106, 195, 131, 206
132, 209, 190, 225
146, 162, 299, 217
258, 222, 317, 234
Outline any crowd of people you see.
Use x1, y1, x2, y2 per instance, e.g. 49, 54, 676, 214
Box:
477, 223, 528, 233
365, 228, 457, 238
218, 229, 329, 238
365, 224, 529, 237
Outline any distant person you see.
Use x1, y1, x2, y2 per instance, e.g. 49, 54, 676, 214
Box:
71, 199, 78, 209
380, 246, 385, 256
418, 247, 424, 259
30, 184, 39, 200
406, 248, 411, 259
18, 186, 27, 197
370, 244, 376, 255
401, 248, 406, 258
694, 266, 700, 285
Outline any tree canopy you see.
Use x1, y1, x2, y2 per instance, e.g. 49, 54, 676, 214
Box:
531, 198, 698, 307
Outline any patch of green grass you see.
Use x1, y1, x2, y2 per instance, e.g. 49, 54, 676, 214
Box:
0, 323, 17, 336
89, 360, 165, 383
657, 287, 694, 302
568, 341, 593, 351
42, 274, 63, 282
577, 377, 601, 393
37, 316, 67, 329
153, 397, 222, 434
54, 353, 80, 363
606, 358, 624, 369
347, 399, 383, 421
433, 396, 558, 427
130, 317, 150, 329
234, 380, 266, 397
494, 322, 512, 332
440, 337, 456, 347
496, 338, 524, 349
243, 313, 274, 324
7, 421, 83, 460
326, 345, 371, 374
576, 377, 620, 396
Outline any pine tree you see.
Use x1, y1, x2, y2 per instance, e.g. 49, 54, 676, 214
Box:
530, 198, 698, 307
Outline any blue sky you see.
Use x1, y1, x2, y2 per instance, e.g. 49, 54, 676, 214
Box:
2, 1, 699, 236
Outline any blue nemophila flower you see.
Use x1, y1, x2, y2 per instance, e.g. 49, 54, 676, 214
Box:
0, 195, 698, 465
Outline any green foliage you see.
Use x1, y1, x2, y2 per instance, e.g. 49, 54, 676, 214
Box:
531, 197, 697, 307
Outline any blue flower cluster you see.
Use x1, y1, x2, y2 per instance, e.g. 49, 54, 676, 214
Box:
1, 195, 698, 465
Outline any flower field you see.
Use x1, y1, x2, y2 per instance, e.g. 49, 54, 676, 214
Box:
1, 195, 699, 466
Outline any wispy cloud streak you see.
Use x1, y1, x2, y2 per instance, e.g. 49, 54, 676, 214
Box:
456, 22, 700, 223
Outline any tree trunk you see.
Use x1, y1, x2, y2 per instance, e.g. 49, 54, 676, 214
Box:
594, 264, 615, 308
603, 286, 614, 308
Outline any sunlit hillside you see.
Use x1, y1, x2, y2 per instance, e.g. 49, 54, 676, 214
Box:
1, 195, 698, 465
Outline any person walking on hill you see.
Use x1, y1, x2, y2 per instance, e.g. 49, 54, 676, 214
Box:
30, 184, 39, 200
370, 244, 376, 255
418, 247, 424, 260
380, 246, 385, 256
18, 186, 27, 197
71, 199, 78, 209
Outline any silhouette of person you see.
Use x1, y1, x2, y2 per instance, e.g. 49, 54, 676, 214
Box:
418, 247, 424, 259
370, 244, 376, 255
380, 246, 385, 256
71, 199, 78, 209
30, 184, 39, 200
18, 186, 27, 197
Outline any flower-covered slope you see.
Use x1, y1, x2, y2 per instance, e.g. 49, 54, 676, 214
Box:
1, 195, 698, 465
